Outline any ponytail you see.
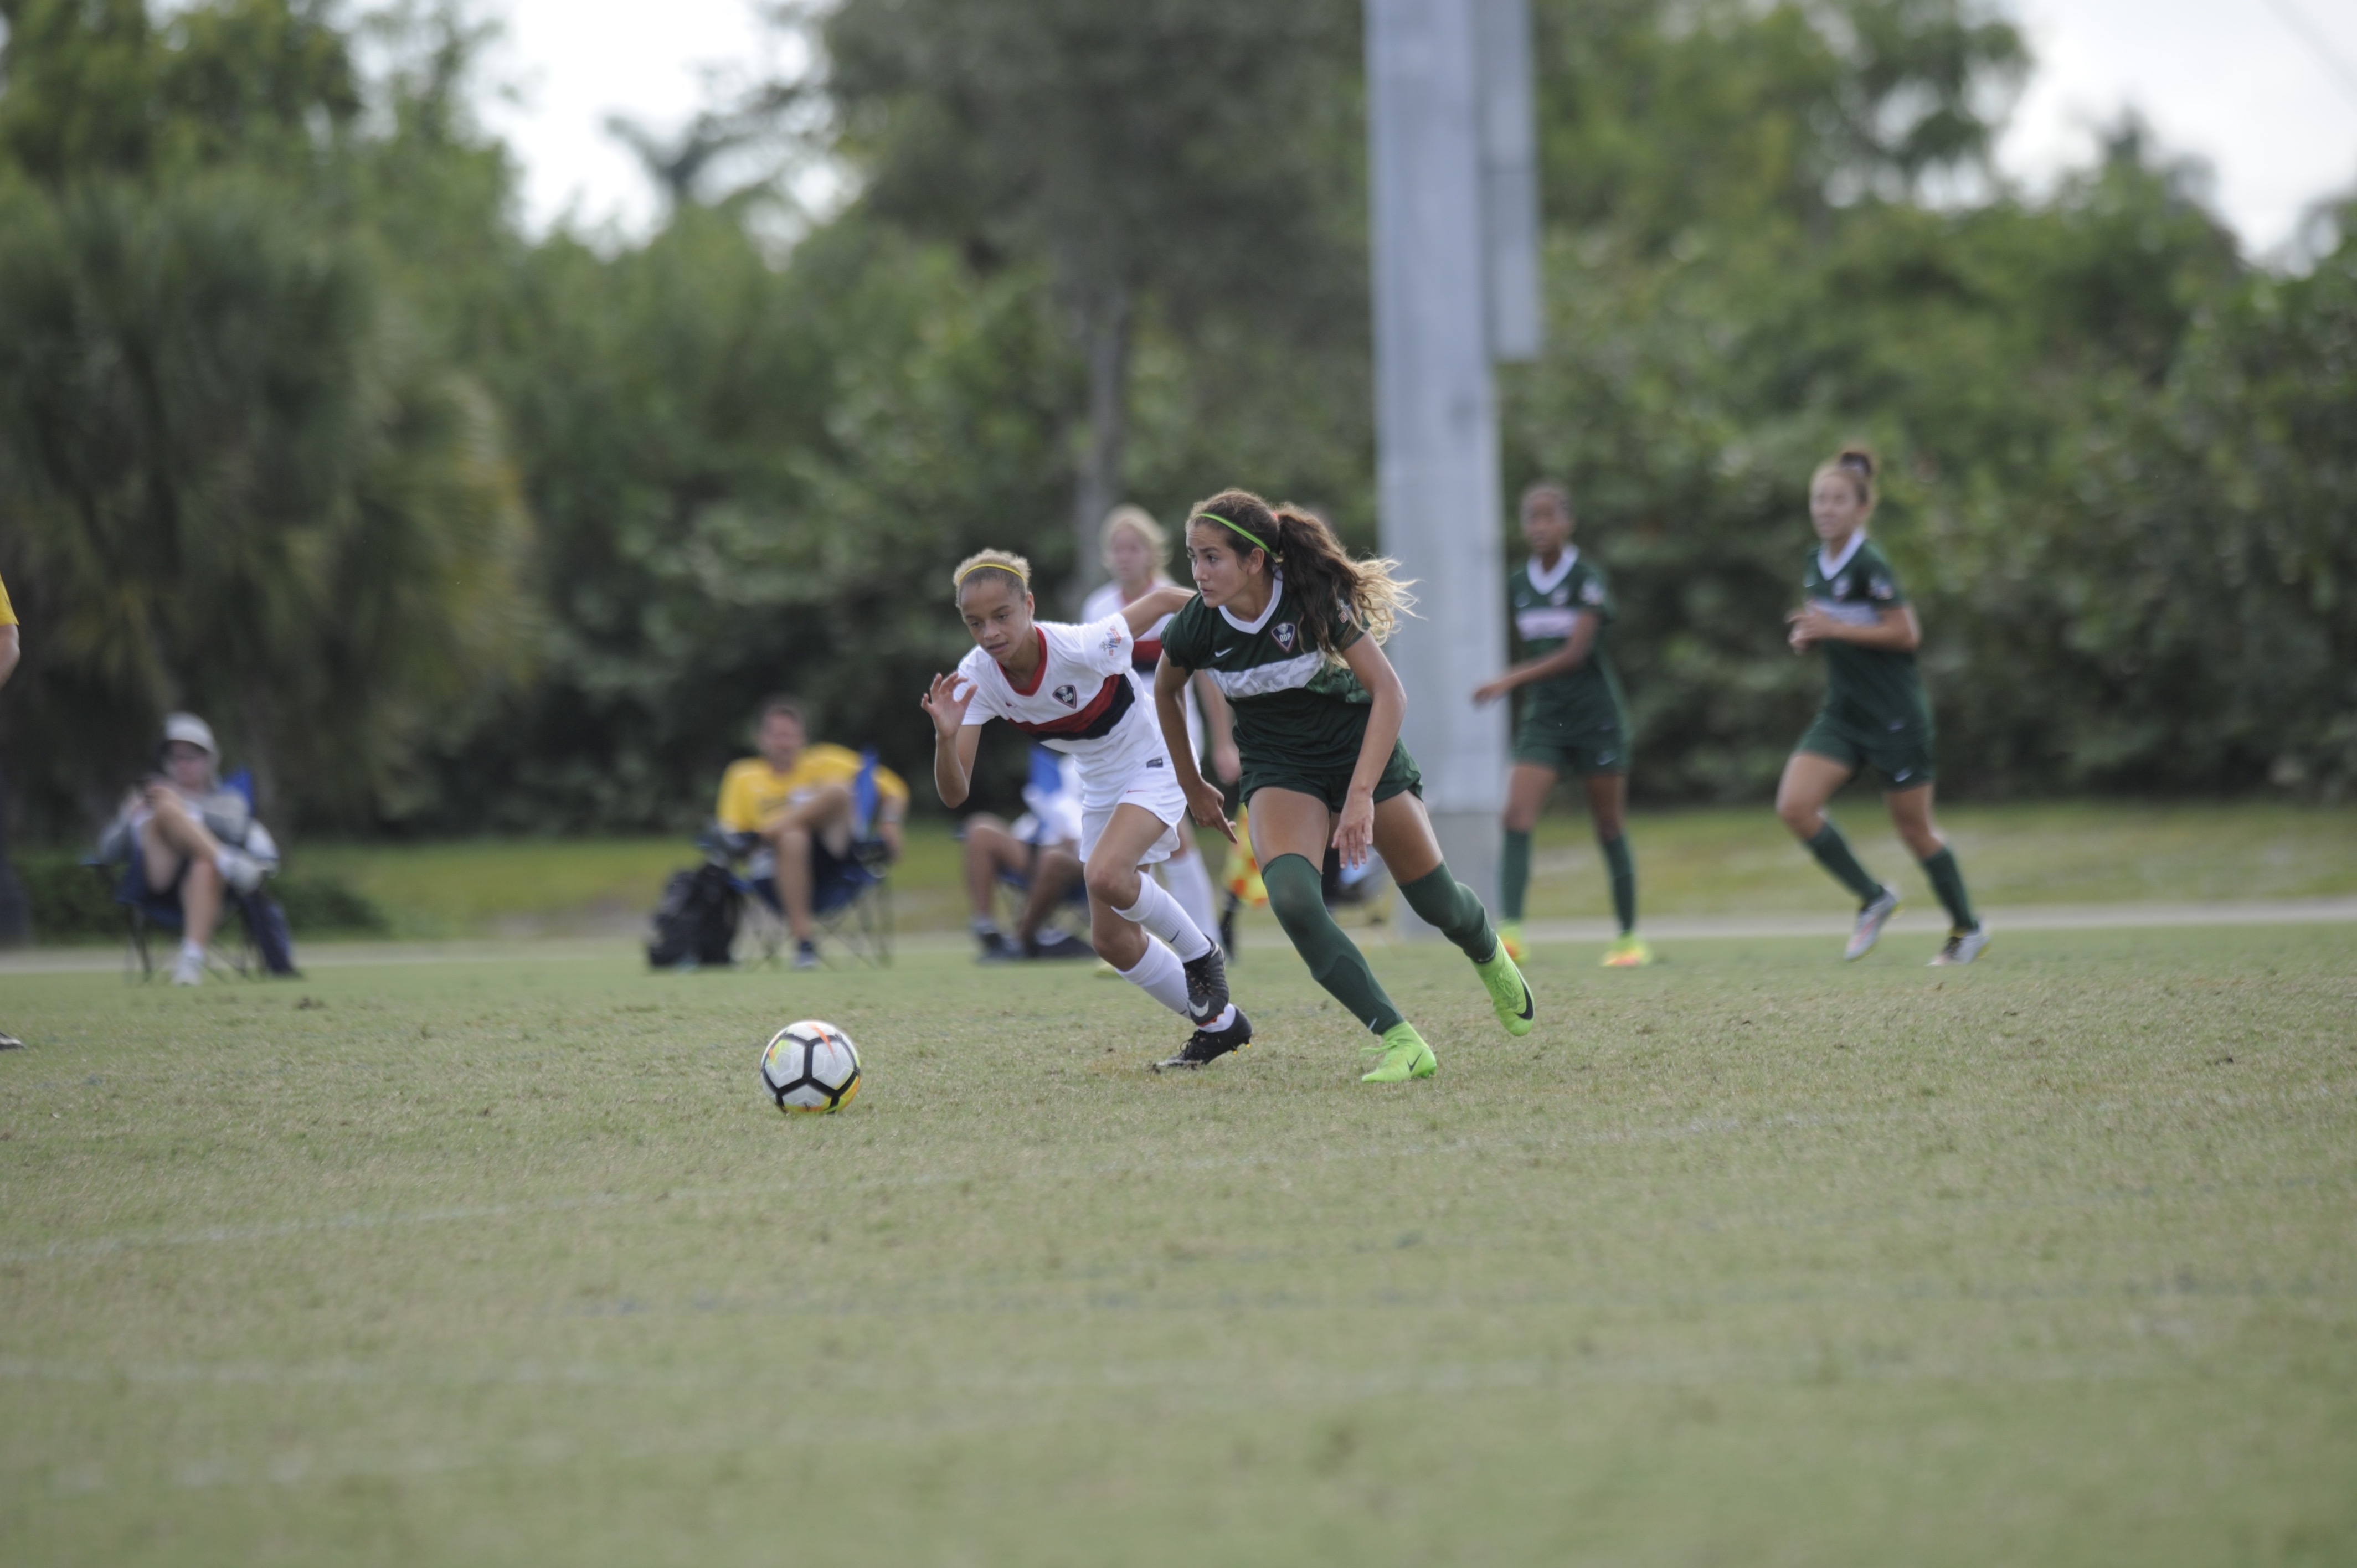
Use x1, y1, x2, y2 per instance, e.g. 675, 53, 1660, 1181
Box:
1815, 445, 1879, 507
1188, 488, 1416, 656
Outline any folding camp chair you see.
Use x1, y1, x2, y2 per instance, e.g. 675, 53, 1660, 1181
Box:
713, 750, 895, 967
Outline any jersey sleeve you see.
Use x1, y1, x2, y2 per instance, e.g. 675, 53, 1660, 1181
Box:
1078, 615, 1136, 677
1574, 563, 1615, 625
1860, 545, 1908, 608
1157, 599, 1211, 669
1330, 597, 1364, 653
955, 650, 1000, 726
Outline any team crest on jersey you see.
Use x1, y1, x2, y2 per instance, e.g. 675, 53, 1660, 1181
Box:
1550, 587, 1570, 606
1273, 622, 1296, 652
1052, 683, 1078, 709
1833, 574, 1852, 597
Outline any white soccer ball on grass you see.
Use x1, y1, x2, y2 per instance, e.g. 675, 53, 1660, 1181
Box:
760, 1020, 862, 1113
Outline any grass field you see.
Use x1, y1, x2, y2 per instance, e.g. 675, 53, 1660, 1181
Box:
4, 922, 2353, 1564
285, 800, 2357, 938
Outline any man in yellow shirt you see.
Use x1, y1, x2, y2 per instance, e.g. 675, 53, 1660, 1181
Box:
714, 696, 908, 967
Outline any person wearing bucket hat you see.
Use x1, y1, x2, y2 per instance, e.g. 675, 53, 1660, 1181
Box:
96, 711, 280, 984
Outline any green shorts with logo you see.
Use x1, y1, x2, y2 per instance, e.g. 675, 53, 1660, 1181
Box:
1797, 706, 1937, 788
1241, 741, 1422, 814
1512, 712, 1632, 777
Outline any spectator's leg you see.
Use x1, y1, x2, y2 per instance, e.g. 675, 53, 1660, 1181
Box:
179, 856, 223, 950
771, 824, 817, 944
1017, 845, 1083, 945
136, 815, 189, 897
962, 816, 1018, 924
777, 783, 857, 859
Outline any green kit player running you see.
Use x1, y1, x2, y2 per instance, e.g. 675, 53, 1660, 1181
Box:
1473, 482, 1650, 968
1776, 447, 1988, 965
1154, 488, 1536, 1082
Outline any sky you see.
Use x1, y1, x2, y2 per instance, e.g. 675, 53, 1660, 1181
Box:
472, 0, 2357, 259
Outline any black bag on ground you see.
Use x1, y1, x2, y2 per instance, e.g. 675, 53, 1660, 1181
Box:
648, 863, 739, 968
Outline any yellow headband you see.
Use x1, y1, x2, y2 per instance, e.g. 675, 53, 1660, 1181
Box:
955, 559, 1028, 590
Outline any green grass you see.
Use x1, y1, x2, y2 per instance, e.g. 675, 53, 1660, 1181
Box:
275, 800, 2357, 940
1523, 799, 2357, 921
3, 924, 2353, 1564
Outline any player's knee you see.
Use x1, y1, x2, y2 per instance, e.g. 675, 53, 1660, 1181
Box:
1263, 857, 1323, 933
1083, 858, 1135, 909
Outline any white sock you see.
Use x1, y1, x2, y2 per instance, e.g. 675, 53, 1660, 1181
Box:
1116, 875, 1212, 961
179, 938, 204, 962
1116, 937, 1193, 1019
1205, 1003, 1236, 1031
1159, 850, 1219, 947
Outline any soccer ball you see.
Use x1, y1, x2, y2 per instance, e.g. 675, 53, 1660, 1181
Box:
760, 1020, 862, 1113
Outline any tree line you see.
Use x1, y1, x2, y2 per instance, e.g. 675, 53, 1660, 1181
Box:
0, 0, 2349, 853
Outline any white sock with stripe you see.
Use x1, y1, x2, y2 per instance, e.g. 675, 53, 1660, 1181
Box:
1117, 936, 1193, 1019
1158, 852, 1219, 951
1115, 875, 1213, 961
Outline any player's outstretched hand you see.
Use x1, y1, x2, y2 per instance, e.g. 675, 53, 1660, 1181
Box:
1183, 774, 1238, 843
1332, 788, 1375, 868
920, 672, 975, 737
1471, 674, 1514, 707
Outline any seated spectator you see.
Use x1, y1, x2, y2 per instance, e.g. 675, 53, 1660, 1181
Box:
96, 713, 280, 986
961, 746, 1089, 962
715, 697, 907, 969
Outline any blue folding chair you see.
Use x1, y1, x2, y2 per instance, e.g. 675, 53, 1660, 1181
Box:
85, 767, 268, 982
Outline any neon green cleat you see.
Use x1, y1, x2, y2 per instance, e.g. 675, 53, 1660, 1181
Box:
1361, 1022, 1438, 1082
1600, 934, 1655, 968
1475, 941, 1536, 1038
1499, 921, 1527, 963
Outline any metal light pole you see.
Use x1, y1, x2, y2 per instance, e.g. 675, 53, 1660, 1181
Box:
1366, 0, 1542, 933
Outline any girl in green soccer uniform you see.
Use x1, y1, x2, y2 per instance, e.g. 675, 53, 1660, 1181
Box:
1154, 489, 1536, 1082
1474, 482, 1650, 968
1776, 448, 1988, 964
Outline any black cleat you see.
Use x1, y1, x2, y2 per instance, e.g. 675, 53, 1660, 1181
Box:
1154, 1008, 1252, 1072
1181, 944, 1230, 1024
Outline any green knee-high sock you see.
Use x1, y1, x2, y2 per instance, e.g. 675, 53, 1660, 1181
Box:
1599, 832, 1637, 935
1919, 847, 1979, 932
1398, 863, 1500, 963
1262, 854, 1404, 1034
1805, 822, 1885, 905
1499, 828, 1532, 922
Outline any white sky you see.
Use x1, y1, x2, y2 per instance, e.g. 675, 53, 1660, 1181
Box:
473, 0, 2357, 258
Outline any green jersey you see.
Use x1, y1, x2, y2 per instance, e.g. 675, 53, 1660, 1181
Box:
1160, 576, 1383, 783
1509, 550, 1627, 734
1802, 535, 1929, 729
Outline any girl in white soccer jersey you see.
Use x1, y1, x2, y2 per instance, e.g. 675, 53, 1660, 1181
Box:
923, 550, 1252, 1067
1079, 506, 1239, 943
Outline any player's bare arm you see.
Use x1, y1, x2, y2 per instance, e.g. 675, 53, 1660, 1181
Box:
1116, 584, 1191, 636
1788, 602, 1919, 653
921, 673, 983, 808
1473, 612, 1598, 705
1336, 636, 1408, 868
1155, 654, 1235, 843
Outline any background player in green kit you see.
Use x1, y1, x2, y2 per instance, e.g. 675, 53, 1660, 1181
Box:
1473, 482, 1651, 968
1776, 447, 1989, 965
1153, 488, 1536, 1082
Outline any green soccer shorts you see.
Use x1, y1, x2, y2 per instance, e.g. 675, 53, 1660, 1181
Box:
1795, 708, 1937, 788
1241, 741, 1423, 814
1512, 713, 1632, 777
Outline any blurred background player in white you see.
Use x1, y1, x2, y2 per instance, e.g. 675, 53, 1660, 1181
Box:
1078, 506, 1237, 946
959, 745, 1090, 961
96, 713, 280, 985
924, 549, 1250, 1068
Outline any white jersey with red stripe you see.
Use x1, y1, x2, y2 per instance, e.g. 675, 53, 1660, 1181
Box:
1081, 578, 1203, 755
957, 617, 1171, 814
